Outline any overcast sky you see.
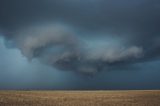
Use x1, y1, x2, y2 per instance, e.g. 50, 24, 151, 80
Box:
0, 0, 160, 90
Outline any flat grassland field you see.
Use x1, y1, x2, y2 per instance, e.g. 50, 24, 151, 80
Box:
0, 90, 160, 106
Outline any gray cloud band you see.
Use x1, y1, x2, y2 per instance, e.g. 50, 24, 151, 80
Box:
0, 0, 160, 74
1, 24, 143, 74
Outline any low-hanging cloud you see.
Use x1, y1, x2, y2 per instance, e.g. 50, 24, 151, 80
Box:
0, 0, 160, 74
1, 24, 144, 74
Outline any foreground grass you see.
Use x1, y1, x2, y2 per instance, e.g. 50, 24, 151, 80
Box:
0, 90, 160, 106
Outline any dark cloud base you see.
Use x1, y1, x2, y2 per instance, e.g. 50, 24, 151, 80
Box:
0, 0, 160, 74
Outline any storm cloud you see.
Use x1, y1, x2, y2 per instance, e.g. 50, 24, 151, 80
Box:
0, 0, 160, 74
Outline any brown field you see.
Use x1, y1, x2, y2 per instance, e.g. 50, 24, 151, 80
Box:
0, 90, 160, 106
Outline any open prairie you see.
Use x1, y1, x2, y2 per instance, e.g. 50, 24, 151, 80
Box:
0, 90, 160, 106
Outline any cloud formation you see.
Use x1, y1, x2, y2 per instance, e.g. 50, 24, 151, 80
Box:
0, 0, 160, 74
1, 24, 143, 74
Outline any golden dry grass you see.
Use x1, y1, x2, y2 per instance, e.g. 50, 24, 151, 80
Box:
0, 90, 160, 106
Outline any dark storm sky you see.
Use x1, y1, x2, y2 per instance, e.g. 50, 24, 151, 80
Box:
0, 0, 160, 90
